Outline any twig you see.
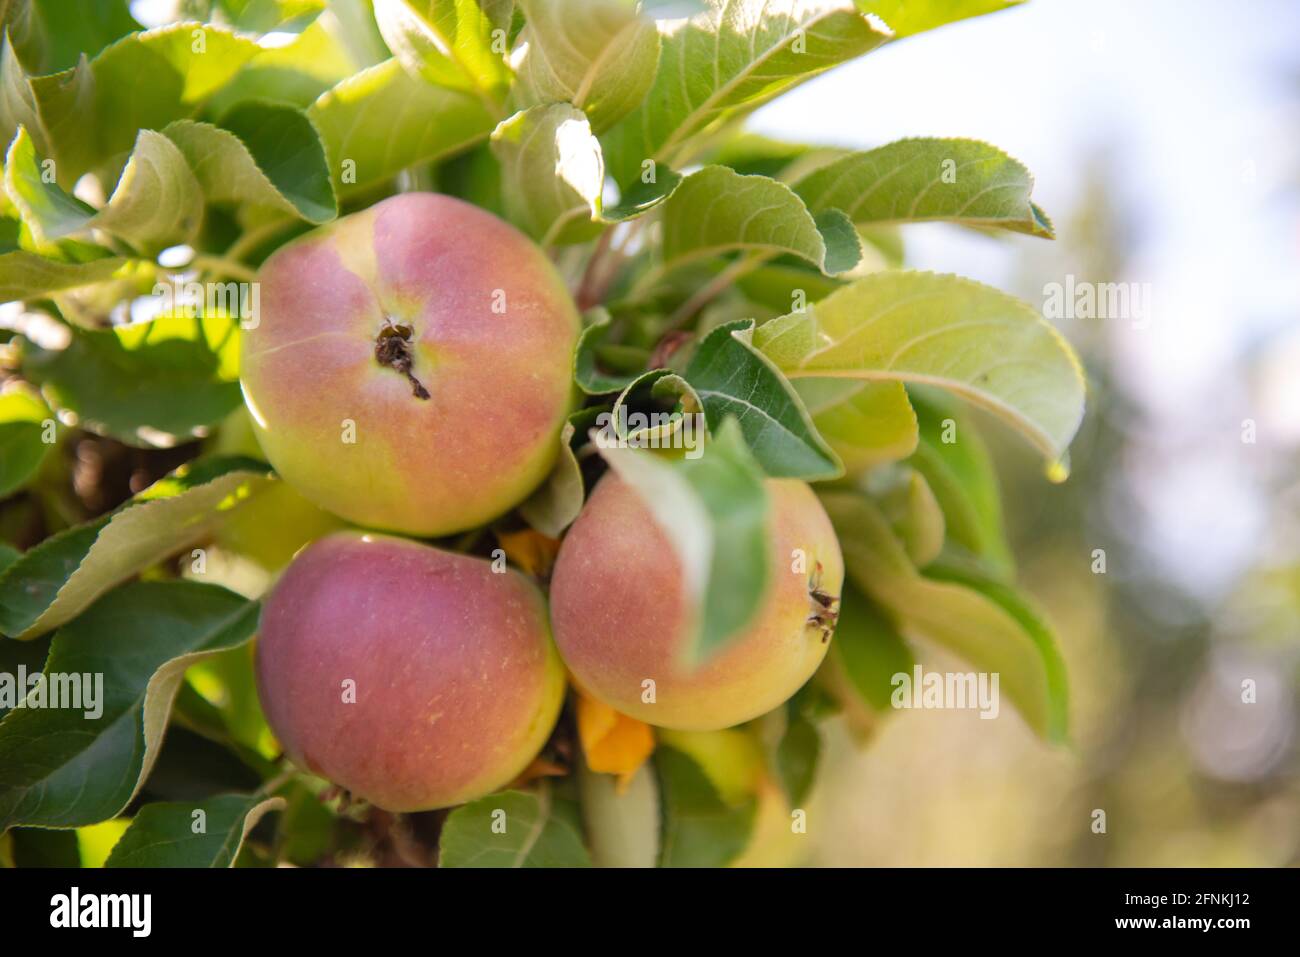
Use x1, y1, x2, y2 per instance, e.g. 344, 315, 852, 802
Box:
189, 254, 259, 283
666, 252, 770, 328
225, 218, 296, 264
576, 229, 618, 310
254, 768, 296, 799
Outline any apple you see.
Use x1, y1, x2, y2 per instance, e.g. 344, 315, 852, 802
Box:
240, 193, 579, 536
255, 531, 565, 811
550, 475, 844, 730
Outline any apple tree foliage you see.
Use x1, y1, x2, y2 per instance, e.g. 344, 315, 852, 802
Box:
0, 0, 1083, 868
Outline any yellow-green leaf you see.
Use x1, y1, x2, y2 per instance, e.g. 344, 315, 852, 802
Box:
778, 271, 1085, 466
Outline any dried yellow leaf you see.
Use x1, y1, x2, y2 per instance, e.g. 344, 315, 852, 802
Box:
576, 689, 655, 792
495, 527, 562, 578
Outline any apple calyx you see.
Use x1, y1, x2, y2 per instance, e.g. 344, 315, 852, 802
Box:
375, 319, 430, 400
806, 560, 840, 643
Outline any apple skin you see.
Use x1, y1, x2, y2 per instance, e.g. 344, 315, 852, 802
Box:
255, 531, 566, 811
240, 192, 579, 537
550, 476, 844, 730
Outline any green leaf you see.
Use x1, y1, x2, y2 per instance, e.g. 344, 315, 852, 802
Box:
866, 465, 945, 567
0, 205, 125, 291
857, 0, 1022, 39
656, 746, 756, 867
163, 115, 336, 225
325, 0, 393, 69
908, 387, 1013, 576
795, 378, 918, 473
709, 131, 817, 178
2, 825, 80, 866
206, 17, 358, 113
3, 125, 91, 239
739, 261, 844, 313
820, 490, 1067, 741
598, 417, 770, 661
753, 310, 818, 365
439, 786, 592, 867
209, 0, 328, 33
117, 723, 269, 804
774, 710, 820, 806
518, 409, 596, 538
775, 271, 1085, 467
6, 125, 203, 251
0, 386, 55, 499
374, 0, 512, 99
216, 102, 336, 222
793, 137, 1053, 237
601, 0, 891, 186
19, 313, 244, 448
179, 641, 275, 755
573, 311, 644, 394
512, 0, 660, 133
0, 31, 45, 155
601, 165, 682, 221
684, 319, 841, 480
1, 0, 140, 75
104, 792, 285, 867
0, 580, 261, 830
828, 578, 914, 712
606, 367, 702, 448
88, 129, 205, 248
490, 103, 604, 245
0, 457, 271, 640
658, 166, 862, 278
19, 57, 98, 184
925, 557, 1069, 743
0, 249, 126, 301
21, 22, 263, 183
433, 141, 506, 214
0, 633, 49, 716
490, 103, 679, 238
93, 21, 260, 137
307, 58, 496, 194
274, 780, 339, 866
